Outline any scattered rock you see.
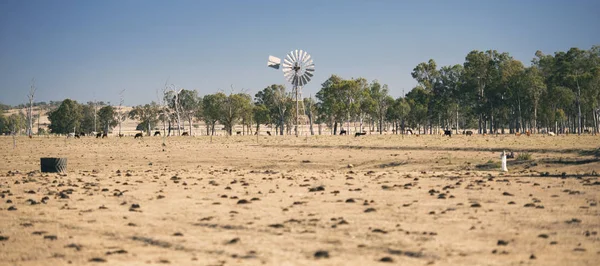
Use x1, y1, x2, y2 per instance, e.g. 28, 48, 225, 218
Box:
89, 257, 106, 262
379, 257, 394, 262
314, 250, 329, 259
226, 237, 240, 244
364, 208, 376, 213
497, 240, 509, 246
44, 235, 58, 240
309, 186, 325, 192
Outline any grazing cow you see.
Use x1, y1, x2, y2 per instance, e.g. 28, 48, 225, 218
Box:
266, 131, 271, 136
182, 132, 189, 136
444, 130, 452, 137
68, 133, 75, 138
96, 133, 102, 138
154, 131, 161, 136
464, 130, 473, 136
340, 129, 347, 135
355, 132, 366, 137
515, 132, 521, 136
406, 129, 413, 135
134, 133, 143, 139
102, 133, 107, 138
79, 132, 86, 137
118, 134, 124, 138
236, 131, 242, 135
584, 129, 590, 134
548, 132, 555, 136
526, 130, 531, 136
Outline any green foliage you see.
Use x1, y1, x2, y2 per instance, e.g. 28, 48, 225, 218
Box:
517, 152, 533, 161
202, 93, 226, 135
128, 103, 159, 135
48, 99, 83, 134
97, 105, 118, 132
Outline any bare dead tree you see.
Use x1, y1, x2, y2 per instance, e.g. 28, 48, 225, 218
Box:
117, 89, 126, 136
167, 84, 184, 136
27, 78, 36, 137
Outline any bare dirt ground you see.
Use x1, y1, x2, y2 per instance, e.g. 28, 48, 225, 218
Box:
0, 134, 599, 266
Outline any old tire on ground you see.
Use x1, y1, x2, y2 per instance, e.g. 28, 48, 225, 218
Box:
40, 158, 67, 173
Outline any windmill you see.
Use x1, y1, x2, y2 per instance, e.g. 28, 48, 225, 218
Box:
268, 50, 315, 137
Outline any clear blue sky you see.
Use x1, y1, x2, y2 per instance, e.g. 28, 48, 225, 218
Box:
1, 0, 598, 106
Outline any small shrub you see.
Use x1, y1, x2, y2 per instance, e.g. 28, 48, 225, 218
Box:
517, 152, 532, 161
476, 160, 501, 170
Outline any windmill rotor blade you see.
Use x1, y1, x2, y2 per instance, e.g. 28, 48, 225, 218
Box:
286, 53, 295, 65
301, 53, 311, 64
300, 75, 308, 86
298, 50, 305, 63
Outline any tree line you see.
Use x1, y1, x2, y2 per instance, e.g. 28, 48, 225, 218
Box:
2, 46, 598, 136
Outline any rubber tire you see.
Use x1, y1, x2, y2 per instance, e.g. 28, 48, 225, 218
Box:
40, 158, 67, 173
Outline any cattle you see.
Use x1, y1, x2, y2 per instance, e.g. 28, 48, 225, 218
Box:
79, 132, 86, 137
154, 131, 161, 136
182, 132, 189, 136
355, 132, 366, 137
96, 133, 102, 138
340, 129, 347, 135
118, 134, 124, 138
406, 129, 413, 135
102, 133, 107, 138
506, 151, 515, 159
515, 132, 521, 136
236, 131, 242, 135
444, 130, 452, 137
465, 130, 473, 136
134, 133, 143, 139
548, 132, 555, 136
526, 130, 531, 136
68, 133, 76, 138
266, 131, 271, 136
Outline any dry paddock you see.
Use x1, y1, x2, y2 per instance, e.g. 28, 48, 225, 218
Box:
0, 134, 599, 266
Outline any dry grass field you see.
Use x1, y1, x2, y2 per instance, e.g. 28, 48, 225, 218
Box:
0, 134, 599, 265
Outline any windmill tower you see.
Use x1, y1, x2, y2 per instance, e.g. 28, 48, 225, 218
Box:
268, 50, 315, 137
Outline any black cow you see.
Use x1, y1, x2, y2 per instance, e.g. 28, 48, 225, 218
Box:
79, 132, 86, 137
406, 129, 413, 135
96, 133, 102, 138
182, 132, 189, 136
340, 129, 347, 135
236, 131, 242, 135
134, 133, 143, 139
355, 132, 366, 137
444, 130, 452, 137
102, 133, 107, 138
266, 131, 271, 136
118, 134, 124, 138
465, 130, 473, 136
154, 131, 161, 136
75, 134, 80, 139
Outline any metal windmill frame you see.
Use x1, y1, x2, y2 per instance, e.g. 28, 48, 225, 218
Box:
268, 50, 315, 137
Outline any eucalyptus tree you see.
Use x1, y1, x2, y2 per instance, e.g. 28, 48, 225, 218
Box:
255, 84, 291, 135
202, 93, 225, 136
178, 89, 199, 135
128, 103, 159, 135
48, 99, 83, 134
97, 105, 118, 133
